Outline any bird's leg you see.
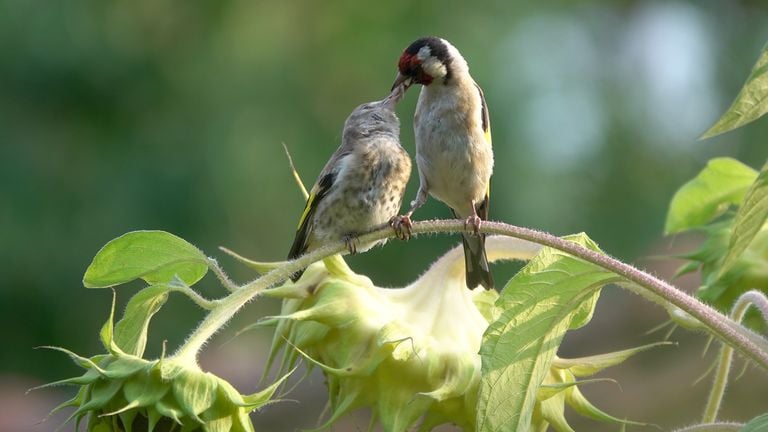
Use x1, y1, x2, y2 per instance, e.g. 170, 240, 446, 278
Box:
464, 200, 482, 235
392, 183, 428, 241
408, 184, 429, 216
343, 234, 359, 255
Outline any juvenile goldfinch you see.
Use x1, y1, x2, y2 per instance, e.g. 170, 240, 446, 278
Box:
392, 37, 495, 290
287, 85, 412, 281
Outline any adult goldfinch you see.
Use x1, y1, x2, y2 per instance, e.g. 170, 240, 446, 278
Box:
392, 37, 495, 290
287, 85, 412, 281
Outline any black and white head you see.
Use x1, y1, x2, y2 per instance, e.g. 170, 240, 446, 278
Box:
391, 37, 468, 90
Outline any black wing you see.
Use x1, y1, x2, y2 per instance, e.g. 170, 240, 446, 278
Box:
287, 171, 336, 261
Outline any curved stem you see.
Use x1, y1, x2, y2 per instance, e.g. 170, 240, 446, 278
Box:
173, 242, 340, 363
207, 257, 238, 293
174, 219, 768, 370
702, 290, 768, 423
167, 283, 218, 310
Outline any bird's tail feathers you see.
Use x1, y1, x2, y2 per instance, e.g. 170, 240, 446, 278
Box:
461, 233, 494, 290
287, 237, 308, 282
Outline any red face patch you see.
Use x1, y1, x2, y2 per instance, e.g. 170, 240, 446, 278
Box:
397, 52, 434, 86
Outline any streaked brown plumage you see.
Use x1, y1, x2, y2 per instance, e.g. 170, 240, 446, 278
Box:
287, 86, 411, 281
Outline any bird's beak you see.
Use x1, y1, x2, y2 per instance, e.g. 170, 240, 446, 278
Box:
384, 81, 406, 107
390, 72, 412, 92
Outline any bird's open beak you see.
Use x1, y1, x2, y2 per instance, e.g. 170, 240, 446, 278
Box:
384, 81, 407, 106
390, 72, 412, 92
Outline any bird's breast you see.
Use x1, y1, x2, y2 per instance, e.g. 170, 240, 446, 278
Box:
414, 93, 492, 212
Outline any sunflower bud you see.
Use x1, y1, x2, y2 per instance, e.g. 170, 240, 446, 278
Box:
40, 347, 286, 431
261, 237, 656, 431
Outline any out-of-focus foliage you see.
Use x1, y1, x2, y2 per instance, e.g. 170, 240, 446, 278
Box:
721, 161, 768, 276
665, 159, 768, 328
664, 158, 757, 235
701, 42, 768, 138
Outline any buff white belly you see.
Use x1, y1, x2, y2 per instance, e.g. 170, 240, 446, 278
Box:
415, 98, 492, 217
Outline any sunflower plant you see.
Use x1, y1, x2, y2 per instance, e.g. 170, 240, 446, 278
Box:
37, 40, 768, 432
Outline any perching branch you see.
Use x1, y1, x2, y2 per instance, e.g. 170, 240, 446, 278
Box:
174, 219, 768, 372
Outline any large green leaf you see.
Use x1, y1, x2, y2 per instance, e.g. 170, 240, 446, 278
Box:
665, 158, 757, 234
83, 231, 208, 288
702, 43, 768, 139
720, 161, 768, 276
742, 413, 768, 432
114, 284, 171, 357
477, 233, 621, 432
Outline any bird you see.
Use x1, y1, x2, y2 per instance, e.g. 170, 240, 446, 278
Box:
287, 85, 412, 281
391, 36, 495, 290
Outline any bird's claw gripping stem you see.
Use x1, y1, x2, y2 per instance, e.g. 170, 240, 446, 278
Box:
390, 214, 413, 240
343, 235, 359, 254
465, 214, 482, 235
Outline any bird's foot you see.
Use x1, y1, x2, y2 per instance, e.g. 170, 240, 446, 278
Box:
464, 214, 482, 235
343, 235, 359, 255
389, 214, 413, 240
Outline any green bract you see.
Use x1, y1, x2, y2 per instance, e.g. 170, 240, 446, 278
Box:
42, 349, 284, 432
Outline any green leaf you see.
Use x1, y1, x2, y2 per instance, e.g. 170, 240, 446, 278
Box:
476, 233, 621, 432
114, 284, 171, 357
84, 231, 208, 288
742, 413, 768, 432
665, 158, 758, 234
702, 43, 768, 138
720, 161, 768, 276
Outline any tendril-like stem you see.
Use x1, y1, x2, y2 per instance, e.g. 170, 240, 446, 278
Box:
173, 219, 768, 372
167, 282, 218, 310
702, 290, 768, 423
207, 257, 239, 293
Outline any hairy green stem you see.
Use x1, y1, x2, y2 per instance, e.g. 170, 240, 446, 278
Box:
174, 243, 340, 363
174, 219, 768, 371
207, 257, 238, 292
167, 282, 218, 310
702, 290, 768, 423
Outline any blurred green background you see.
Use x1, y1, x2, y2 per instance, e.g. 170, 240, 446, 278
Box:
2, 0, 767, 430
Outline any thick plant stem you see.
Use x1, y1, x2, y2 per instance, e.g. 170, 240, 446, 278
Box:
174, 219, 768, 370
174, 243, 341, 363
474, 220, 768, 370
702, 290, 768, 423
